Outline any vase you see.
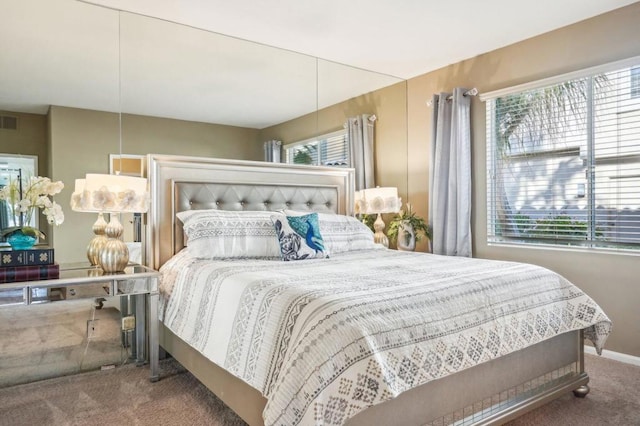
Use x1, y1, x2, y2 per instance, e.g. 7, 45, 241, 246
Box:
7, 230, 37, 250
396, 221, 416, 251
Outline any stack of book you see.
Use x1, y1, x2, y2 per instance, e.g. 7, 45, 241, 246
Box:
0, 247, 59, 283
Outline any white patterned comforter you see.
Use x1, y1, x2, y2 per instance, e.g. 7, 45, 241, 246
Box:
159, 248, 611, 426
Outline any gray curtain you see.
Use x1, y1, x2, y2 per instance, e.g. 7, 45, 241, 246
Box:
429, 88, 472, 257
347, 114, 376, 190
264, 140, 282, 163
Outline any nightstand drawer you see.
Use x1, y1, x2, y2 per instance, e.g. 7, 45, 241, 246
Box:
55, 283, 110, 300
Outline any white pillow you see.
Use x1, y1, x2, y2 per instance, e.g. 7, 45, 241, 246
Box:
176, 209, 281, 259
284, 210, 378, 254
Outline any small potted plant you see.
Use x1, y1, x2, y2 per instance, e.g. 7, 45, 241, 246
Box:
387, 203, 431, 251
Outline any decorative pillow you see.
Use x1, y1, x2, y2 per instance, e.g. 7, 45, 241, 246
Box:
176, 209, 281, 259
270, 212, 328, 261
284, 210, 378, 254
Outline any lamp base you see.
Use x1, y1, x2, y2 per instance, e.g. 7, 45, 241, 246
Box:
373, 213, 389, 248
100, 214, 129, 273
87, 212, 108, 266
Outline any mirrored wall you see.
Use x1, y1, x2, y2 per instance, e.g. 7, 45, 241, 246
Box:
0, 0, 408, 386
1, 0, 407, 262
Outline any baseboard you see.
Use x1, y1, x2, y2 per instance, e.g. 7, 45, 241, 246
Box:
584, 346, 640, 367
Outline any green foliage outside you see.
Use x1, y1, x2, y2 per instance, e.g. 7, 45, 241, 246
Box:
293, 145, 317, 165
513, 213, 533, 235
511, 214, 602, 239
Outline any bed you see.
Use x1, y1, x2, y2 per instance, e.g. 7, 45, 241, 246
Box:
145, 154, 611, 426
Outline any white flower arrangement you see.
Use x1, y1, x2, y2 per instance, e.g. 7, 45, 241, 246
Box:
0, 175, 65, 239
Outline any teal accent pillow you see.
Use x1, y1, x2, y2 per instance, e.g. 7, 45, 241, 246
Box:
271, 212, 328, 261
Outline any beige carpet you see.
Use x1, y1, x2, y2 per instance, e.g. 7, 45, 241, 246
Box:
507, 354, 640, 426
0, 358, 245, 426
0, 354, 638, 425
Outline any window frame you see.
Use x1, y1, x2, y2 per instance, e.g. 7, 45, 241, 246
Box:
283, 129, 349, 167
482, 56, 640, 254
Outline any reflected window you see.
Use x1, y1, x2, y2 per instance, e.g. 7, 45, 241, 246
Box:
284, 130, 349, 167
0, 154, 38, 242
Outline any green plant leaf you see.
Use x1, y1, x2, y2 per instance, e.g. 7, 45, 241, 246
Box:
387, 205, 431, 243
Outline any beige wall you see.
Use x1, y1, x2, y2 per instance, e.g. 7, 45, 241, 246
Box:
261, 81, 409, 204
406, 3, 640, 356
0, 110, 48, 175
120, 113, 262, 159
49, 106, 262, 263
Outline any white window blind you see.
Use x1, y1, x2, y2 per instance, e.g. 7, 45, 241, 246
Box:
486, 60, 640, 252
284, 130, 349, 167
631, 66, 640, 98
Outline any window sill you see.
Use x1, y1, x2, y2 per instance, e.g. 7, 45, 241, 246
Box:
486, 240, 640, 258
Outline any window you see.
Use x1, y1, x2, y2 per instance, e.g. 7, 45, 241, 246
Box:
284, 130, 349, 167
631, 67, 640, 98
486, 61, 640, 252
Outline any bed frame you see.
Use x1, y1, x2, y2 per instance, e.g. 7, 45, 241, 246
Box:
145, 154, 590, 426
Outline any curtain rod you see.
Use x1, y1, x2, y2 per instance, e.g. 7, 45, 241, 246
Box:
425, 88, 478, 107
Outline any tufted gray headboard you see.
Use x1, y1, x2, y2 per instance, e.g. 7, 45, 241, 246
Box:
145, 154, 355, 269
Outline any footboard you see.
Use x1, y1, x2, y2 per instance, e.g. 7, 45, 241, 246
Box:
347, 330, 585, 425
161, 323, 585, 426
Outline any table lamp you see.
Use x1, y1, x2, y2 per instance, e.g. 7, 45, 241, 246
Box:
70, 178, 108, 266
81, 173, 148, 273
360, 187, 401, 248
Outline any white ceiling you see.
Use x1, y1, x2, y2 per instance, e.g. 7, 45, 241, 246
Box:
0, 0, 636, 129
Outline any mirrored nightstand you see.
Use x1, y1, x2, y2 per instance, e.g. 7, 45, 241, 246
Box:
0, 263, 160, 382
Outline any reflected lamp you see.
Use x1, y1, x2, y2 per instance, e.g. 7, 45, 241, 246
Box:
70, 178, 108, 267
71, 174, 148, 272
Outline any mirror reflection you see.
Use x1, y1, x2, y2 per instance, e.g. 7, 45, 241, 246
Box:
1, 0, 407, 263
0, 0, 408, 388
0, 297, 131, 387
0, 155, 39, 240
119, 11, 318, 129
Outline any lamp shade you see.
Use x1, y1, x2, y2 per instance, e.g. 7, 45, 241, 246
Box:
77, 173, 148, 213
360, 187, 401, 214
354, 190, 363, 214
70, 178, 87, 211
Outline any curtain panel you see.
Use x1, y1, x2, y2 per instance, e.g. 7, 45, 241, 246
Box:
429, 88, 472, 257
347, 114, 376, 191
264, 140, 282, 163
